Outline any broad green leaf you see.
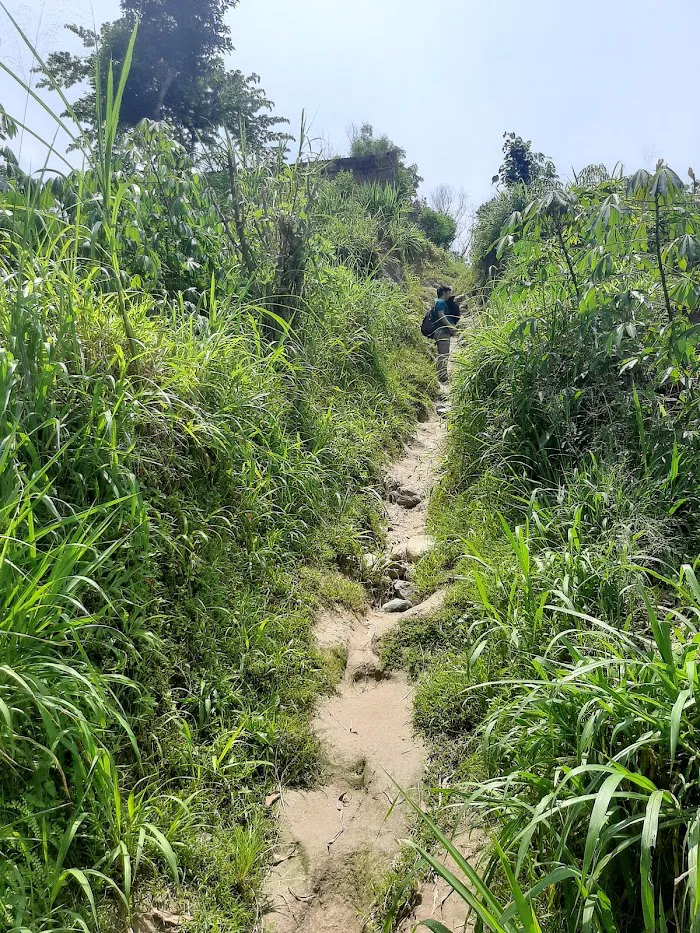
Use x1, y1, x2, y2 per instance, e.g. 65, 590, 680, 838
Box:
145, 822, 179, 883
52, 869, 97, 922
582, 771, 625, 882
650, 166, 685, 204
410, 843, 510, 933
686, 813, 700, 933
642, 588, 676, 682
627, 168, 651, 199
495, 842, 542, 932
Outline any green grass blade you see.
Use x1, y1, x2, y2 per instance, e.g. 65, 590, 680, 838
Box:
670, 689, 691, 762
582, 771, 625, 883
494, 842, 542, 932
409, 843, 510, 933
641, 791, 665, 933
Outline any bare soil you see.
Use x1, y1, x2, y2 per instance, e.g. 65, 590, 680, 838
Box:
262, 397, 475, 933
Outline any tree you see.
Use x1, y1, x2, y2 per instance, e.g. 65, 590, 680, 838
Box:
416, 205, 457, 249
430, 184, 469, 222
493, 131, 557, 188
471, 186, 531, 287
429, 184, 472, 254
38, 0, 288, 151
348, 123, 422, 199
348, 122, 394, 160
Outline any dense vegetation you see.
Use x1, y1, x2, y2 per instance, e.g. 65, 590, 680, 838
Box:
389, 156, 700, 932
345, 124, 458, 250
14, 3, 700, 929
0, 24, 456, 931
39, 0, 287, 150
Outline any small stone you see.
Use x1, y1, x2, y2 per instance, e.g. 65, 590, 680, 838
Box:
363, 552, 378, 570
381, 598, 412, 613
394, 580, 417, 602
395, 491, 422, 509
405, 535, 435, 563
387, 485, 421, 508
387, 561, 410, 581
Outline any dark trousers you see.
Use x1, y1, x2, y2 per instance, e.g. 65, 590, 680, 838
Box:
435, 327, 451, 382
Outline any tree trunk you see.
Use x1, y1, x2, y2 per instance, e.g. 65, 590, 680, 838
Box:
227, 150, 256, 279
154, 68, 178, 120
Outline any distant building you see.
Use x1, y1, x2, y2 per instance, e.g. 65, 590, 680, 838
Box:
320, 151, 400, 186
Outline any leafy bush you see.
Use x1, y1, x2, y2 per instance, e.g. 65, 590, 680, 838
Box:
417, 206, 458, 250
316, 172, 432, 273
470, 185, 531, 288
397, 162, 700, 933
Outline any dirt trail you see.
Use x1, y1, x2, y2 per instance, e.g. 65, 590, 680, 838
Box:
262, 390, 472, 933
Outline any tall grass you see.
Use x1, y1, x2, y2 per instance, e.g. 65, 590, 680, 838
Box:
388, 164, 700, 933
0, 21, 440, 933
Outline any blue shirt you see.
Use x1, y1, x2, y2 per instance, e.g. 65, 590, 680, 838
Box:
433, 299, 451, 327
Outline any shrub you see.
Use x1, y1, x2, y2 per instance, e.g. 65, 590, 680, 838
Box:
417, 206, 457, 250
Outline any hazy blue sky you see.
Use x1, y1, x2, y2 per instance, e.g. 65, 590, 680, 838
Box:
2, 0, 699, 206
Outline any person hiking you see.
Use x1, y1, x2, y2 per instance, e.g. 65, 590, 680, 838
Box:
433, 285, 457, 383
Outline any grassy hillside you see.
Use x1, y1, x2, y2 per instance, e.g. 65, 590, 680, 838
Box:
388, 164, 700, 932
0, 60, 463, 931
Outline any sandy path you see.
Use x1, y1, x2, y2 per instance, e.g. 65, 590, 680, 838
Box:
261, 407, 450, 933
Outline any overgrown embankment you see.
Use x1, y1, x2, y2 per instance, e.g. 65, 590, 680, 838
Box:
0, 107, 461, 931
386, 164, 700, 932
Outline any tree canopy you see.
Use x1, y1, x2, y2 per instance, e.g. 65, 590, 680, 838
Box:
38, 0, 288, 150
493, 131, 557, 188
415, 204, 457, 250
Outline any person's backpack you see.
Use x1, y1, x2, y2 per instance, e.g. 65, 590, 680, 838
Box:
421, 305, 438, 338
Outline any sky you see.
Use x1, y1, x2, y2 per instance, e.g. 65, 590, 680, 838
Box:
1, 0, 699, 207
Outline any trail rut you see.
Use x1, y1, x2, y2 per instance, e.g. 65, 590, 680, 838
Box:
262, 393, 469, 933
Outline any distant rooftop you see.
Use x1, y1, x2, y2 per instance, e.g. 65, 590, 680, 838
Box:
319, 150, 400, 185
